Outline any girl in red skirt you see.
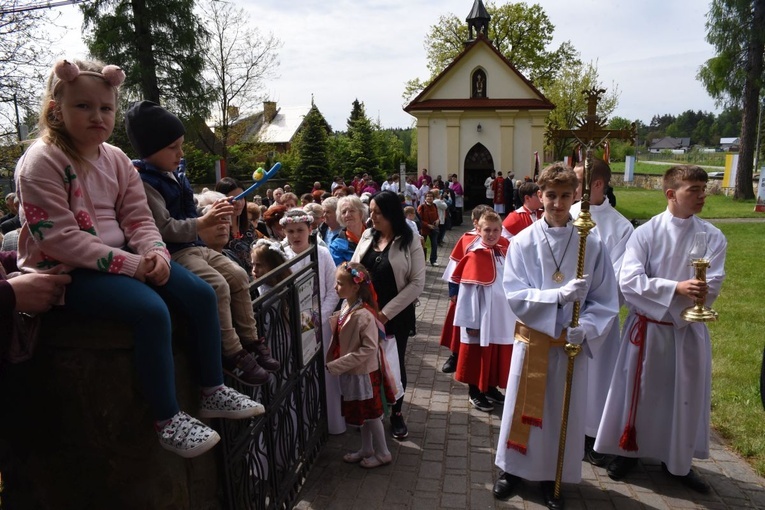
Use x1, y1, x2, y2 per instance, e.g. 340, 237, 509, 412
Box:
327, 262, 397, 468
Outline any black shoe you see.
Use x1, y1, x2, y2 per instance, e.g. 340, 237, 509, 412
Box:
485, 387, 505, 404
607, 456, 638, 480
441, 353, 457, 373
662, 463, 710, 493
583, 435, 609, 467
390, 412, 408, 440
540, 481, 565, 510
468, 393, 494, 412
492, 472, 521, 499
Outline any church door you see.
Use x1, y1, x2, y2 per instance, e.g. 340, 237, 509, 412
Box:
464, 143, 494, 208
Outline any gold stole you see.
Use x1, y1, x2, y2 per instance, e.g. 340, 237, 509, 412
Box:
507, 322, 566, 454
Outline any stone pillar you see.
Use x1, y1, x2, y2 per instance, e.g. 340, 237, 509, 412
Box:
0, 311, 222, 509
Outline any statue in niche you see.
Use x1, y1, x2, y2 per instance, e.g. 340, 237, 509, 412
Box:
473, 71, 485, 98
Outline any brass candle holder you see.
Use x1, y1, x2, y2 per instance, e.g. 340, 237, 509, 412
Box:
681, 258, 718, 322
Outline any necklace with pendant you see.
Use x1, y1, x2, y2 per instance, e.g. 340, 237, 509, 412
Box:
540, 223, 575, 283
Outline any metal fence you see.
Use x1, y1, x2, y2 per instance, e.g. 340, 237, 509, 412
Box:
218, 246, 327, 510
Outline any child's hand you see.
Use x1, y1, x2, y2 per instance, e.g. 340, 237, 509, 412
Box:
466, 328, 479, 337
676, 278, 708, 301
199, 199, 234, 229
143, 252, 171, 286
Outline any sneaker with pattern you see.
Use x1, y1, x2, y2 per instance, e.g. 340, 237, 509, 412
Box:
157, 411, 220, 458
199, 385, 265, 419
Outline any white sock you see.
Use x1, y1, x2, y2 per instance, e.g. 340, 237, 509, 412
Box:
360, 421, 374, 456
367, 417, 390, 457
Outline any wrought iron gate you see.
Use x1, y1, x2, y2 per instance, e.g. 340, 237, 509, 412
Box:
219, 247, 327, 509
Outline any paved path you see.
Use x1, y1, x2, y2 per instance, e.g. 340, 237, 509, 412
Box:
295, 224, 765, 510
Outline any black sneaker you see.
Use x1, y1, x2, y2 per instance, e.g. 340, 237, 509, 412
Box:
390, 412, 408, 440
485, 387, 505, 404
441, 353, 457, 373
468, 393, 494, 412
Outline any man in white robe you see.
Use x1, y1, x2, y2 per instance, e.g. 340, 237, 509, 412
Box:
493, 164, 618, 510
595, 165, 727, 494
570, 159, 633, 465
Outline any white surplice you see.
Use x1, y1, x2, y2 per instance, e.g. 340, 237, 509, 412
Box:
451, 243, 516, 347
595, 209, 727, 475
570, 200, 634, 435
495, 219, 619, 482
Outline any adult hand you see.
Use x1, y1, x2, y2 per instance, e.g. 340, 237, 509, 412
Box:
558, 277, 587, 304
676, 279, 708, 301
9, 273, 71, 314
567, 325, 585, 345
143, 252, 171, 286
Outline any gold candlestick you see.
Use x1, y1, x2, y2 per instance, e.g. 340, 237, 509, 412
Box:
681, 258, 718, 322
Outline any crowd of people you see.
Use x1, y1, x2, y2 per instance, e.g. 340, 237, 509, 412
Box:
0, 57, 728, 509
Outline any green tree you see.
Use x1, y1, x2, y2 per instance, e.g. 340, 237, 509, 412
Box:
327, 133, 353, 180
544, 61, 619, 159
81, 0, 212, 117
294, 104, 330, 194
347, 99, 364, 136
0, 3, 56, 142
349, 115, 378, 180
403, 2, 580, 101
199, 0, 280, 159
698, 0, 765, 199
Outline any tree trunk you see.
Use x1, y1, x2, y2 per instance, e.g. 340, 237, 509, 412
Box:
130, 0, 161, 104
735, 0, 765, 200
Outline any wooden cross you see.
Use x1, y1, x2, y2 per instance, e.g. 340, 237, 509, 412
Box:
548, 87, 636, 149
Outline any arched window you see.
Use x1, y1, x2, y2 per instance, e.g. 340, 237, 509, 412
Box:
471, 69, 487, 98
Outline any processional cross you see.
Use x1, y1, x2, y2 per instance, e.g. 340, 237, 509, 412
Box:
545, 88, 636, 504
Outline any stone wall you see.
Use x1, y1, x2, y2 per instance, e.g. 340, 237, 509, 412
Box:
0, 310, 222, 510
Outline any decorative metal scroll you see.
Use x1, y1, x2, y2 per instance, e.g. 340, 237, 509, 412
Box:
218, 246, 327, 509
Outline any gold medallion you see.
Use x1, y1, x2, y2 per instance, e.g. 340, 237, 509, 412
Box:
552, 271, 564, 283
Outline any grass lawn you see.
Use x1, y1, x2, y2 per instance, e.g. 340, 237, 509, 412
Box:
611, 161, 724, 176
613, 190, 765, 476
708, 223, 765, 476
613, 186, 763, 220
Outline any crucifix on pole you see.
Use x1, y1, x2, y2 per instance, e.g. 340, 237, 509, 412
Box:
544, 87, 637, 504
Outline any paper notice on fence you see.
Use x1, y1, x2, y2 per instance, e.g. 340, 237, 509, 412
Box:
297, 274, 321, 366
756, 166, 765, 213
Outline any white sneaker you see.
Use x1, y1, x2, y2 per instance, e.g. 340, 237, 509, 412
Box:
199, 385, 266, 419
431, 261, 439, 267
157, 411, 220, 458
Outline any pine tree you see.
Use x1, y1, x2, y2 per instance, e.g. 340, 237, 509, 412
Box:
294, 104, 330, 194
347, 99, 365, 136
349, 115, 380, 181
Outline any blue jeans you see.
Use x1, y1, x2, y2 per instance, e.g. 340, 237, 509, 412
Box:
63, 262, 223, 421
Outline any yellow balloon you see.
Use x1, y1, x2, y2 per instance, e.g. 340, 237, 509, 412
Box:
253, 167, 265, 181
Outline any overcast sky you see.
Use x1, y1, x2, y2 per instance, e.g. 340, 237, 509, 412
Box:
54, 0, 720, 131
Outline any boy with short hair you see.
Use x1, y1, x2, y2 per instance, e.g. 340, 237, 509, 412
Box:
125, 100, 280, 386
493, 163, 618, 509
439, 205, 490, 373
501, 181, 542, 238
595, 165, 727, 493
451, 210, 514, 412
569, 158, 634, 465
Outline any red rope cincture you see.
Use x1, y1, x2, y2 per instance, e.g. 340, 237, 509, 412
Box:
618, 313, 672, 452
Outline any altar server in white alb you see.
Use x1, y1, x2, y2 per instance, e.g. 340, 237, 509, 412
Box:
570, 158, 634, 466
493, 163, 618, 510
595, 165, 727, 494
